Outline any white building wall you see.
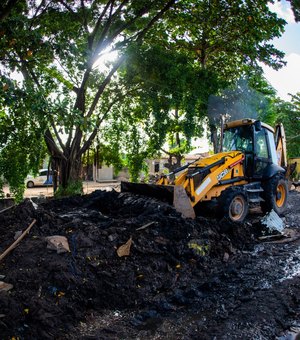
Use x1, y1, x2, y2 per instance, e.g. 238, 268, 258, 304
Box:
97, 166, 113, 181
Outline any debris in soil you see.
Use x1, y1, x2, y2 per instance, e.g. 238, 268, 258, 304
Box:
45, 235, 70, 254
0, 189, 299, 340
261, 209, 285, 233
0, 281, 13, 292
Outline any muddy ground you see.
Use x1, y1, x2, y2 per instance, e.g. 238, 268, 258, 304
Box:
0, 187, 299, 339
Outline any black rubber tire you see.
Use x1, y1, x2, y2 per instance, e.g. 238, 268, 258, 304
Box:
260, 175, 288, 215
218, 188, 249, 223
27, 181, 34, 188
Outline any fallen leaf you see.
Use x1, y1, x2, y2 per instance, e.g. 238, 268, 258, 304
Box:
117, 237, 132, 257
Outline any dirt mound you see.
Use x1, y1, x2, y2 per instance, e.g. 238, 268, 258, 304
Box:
1, 189, 300, 339
0, 190, 258, 339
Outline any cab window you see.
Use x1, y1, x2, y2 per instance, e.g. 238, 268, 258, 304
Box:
255, 130, 268, 158
223, 125, 253, 153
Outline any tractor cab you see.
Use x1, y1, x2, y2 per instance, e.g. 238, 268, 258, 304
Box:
222, 119, 285, 179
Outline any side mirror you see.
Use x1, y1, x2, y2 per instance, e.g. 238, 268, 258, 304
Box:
254, 120, 262, 131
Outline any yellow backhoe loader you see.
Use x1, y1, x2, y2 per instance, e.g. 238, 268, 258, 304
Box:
122, 119, 289, 222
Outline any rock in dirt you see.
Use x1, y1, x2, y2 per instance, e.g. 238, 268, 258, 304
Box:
45, 235, 70, 254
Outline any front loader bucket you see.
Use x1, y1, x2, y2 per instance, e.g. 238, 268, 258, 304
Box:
121, 181, 195, 219
173, 186, 196, 219
121, 181, 174, 203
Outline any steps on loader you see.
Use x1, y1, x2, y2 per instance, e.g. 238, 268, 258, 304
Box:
245, 183, 264, 203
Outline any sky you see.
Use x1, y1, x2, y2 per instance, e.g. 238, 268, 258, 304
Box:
262, 1, 300, 101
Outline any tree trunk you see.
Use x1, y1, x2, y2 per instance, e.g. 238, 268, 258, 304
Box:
60, 151, 82, 188
210, 124, 219, 154
51, 156, 60, 193
166, 154, 182, 171
44, 130, 83, 191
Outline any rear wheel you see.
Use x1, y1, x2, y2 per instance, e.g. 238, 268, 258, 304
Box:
260, 175, 288, 215
218, 188, 249, 223
27, 181, 34, 188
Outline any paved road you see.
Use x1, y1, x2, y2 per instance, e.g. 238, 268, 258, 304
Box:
3, 181, 120, 198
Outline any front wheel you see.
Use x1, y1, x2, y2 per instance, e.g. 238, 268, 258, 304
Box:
218, 189, 249, 223
27, 181, 34, 188
260, 176, 288, 215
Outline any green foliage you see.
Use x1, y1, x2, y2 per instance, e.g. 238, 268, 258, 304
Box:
0, 0, 288, 189
123, 43, 219, 136
54, 180, 83, 198
118, 44, 219, 174
0, 0, 177, 190
117, 0, 287, 171
0, 76, 48, 200
290, 0, 300, 22
123, 125, 149, 182
165, 0, 286, 73
275, 94, 300, 158
97, 144, 124, 174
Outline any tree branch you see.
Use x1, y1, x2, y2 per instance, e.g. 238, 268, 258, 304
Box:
44, 129, 67, 160
135, 0, 176, 43
29, 0, 48, 30
80, 96, 121, 155
86, 54, 126, 118
65, 127, 74, 150
89, 0, 115, 49
80, 0, 89, 34
57, 0, 76, 14
51, 122, 66, 152
161, 148, 172, 156
0, 0, 18, 21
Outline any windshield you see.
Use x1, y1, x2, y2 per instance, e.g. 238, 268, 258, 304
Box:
223, 125, 253, 153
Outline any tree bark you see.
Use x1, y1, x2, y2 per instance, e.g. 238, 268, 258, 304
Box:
210, 124, 219, 154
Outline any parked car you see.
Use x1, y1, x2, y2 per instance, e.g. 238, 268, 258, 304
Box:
25, 169, 53, 188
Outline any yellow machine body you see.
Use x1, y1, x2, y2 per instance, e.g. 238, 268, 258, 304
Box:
122, 118, 289, 222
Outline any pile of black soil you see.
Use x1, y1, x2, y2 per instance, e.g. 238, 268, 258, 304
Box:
0, 189, 299, 339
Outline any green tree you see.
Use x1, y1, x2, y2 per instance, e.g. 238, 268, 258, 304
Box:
121, 44, 221, 173
289, 0, 300, 22
116, 0, 286, 162
275, 94, 300, 157
0, 0, 176, 194
0, 76, 48, 200
170, 0, 286, 151
165, 0, 286, 73
0, 0, 288, 193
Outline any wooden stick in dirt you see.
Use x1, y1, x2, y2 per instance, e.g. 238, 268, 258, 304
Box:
0, 219, 37, 262
136, 221, 156, 231
0, 204, 15, 214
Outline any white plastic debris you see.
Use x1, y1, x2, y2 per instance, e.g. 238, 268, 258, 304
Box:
261, 209, 285, 233
29, 198, 38, 210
